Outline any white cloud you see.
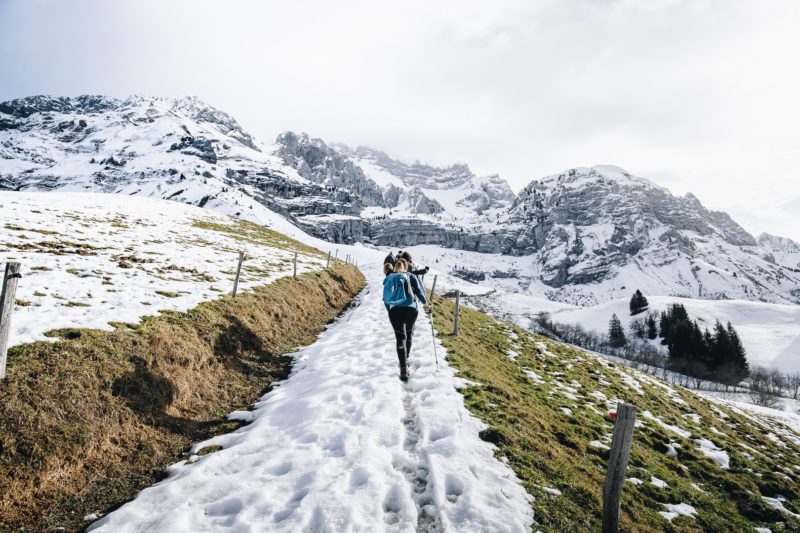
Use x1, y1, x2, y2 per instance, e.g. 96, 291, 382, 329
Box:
1, 0, 799, 240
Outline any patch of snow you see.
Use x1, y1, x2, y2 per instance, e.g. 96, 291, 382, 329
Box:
766, 432, 788, 448
226, 410, 255, 423
694, 438, 730, 468
642, 411, 692, 439
762, 495, 800, 519
650, 477, 668, 488
690, 482, 706, 493
524, 370, 544, 383
542, 486, 562, 496
683, 413, 702, 424
658, 503, 697, 521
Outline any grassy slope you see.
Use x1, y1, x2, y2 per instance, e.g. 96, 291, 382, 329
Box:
0, 237, 364, 533
432, 298, 800, 532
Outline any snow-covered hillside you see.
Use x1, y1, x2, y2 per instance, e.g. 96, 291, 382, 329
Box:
0, 191, 326, 347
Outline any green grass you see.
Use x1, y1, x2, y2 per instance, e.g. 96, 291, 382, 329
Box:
192, 218, 325, 257
63, 301, 91, 308
432, 298, 800, 532
155, 290, 180, 298
4, 223, 61, 235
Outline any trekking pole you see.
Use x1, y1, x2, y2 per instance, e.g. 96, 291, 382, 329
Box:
428, 275, 439, 371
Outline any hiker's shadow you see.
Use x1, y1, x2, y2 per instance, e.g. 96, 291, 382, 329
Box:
111, 356, 215, 439
213, 314, 293, 383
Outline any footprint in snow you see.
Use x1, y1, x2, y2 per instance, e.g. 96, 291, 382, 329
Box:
445, 474, 465, 503
349, 466, 370, 489
266, 460, 292, 476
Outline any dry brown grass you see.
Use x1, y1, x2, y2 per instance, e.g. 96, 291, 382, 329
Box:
0, 263, 364, 532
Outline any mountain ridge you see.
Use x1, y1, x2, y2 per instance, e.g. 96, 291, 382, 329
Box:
1, 94, 799, 305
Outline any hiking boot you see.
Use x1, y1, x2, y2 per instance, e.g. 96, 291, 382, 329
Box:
400, 368, 408, 382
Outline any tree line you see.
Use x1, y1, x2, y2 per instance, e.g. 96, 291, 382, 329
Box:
534, 290, 751, 390
531, 290, 800, 409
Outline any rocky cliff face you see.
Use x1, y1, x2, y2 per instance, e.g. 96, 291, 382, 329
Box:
275, 132, 385, 207
2, 95, 799, 305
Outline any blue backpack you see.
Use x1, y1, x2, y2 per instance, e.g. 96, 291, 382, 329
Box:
383, 273, 414, 309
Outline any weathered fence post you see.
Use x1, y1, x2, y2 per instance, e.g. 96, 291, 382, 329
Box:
232, 251, 244, 298
602, 402, 637, 533
453, 289, 460, 336
335, 249, 339, 263
0, 262, 22, 379
326, 251, 331, 268
428, 274, 439, 370
293, 251, 298, 278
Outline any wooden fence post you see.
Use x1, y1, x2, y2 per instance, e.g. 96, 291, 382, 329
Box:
232, 251, 244, 298
428, 275, 438, 303
293, 251, 298, 278
335, 250, 338, 262
0, 262, 22, 379
453, 290, 460, 336
602, 402, 637, 533
326, 251, 331, 268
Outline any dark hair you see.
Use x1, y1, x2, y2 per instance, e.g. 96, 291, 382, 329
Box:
400, 251, 412, 262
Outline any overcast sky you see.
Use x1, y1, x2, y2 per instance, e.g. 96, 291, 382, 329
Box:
2, 0, 799, 241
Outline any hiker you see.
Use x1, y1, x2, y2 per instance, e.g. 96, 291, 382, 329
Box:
383, 250, 396, 276
383, 258, 428, 382
398, 250, 430, 278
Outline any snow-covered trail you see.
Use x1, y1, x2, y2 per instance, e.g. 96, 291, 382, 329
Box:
90, 276, 532, 533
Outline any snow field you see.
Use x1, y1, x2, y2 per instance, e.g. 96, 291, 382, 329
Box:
89, 274, 532, 532
0, 192, 325, 347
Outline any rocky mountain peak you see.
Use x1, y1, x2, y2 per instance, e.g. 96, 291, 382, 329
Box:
346, 144, 477, 190
274, 131, 385, 207
170, 96, 260, 151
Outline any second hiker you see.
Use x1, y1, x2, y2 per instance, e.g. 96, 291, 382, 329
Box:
383, 258, 428, 382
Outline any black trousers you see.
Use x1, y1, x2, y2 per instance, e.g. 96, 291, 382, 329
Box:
388, 306, 419, 375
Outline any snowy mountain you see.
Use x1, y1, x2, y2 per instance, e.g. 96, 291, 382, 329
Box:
2, 95, 799, 306
759, 233, 800, 271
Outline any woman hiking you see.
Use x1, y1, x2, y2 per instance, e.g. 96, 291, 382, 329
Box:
383, 258, 428, 382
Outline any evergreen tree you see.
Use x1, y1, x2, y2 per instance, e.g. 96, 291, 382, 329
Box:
659, 311, 670, 343
667, 319, 693, 368
608, 314, 627, 348
629, 289, 649, 315
722, 322, 749, 384
646, 314, 658, 340
710, 320, 731, 371
669, 303, 689, 322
